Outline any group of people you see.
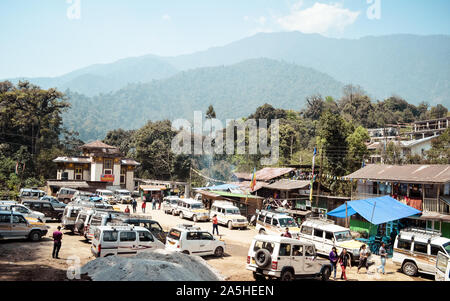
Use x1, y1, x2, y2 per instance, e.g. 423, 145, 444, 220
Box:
124, 195, 163, 214
329, 243, 387, 280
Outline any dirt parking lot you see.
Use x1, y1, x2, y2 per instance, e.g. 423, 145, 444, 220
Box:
0, 201, 434, 281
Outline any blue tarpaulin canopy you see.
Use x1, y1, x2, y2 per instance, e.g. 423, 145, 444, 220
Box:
327, 195, 422, 225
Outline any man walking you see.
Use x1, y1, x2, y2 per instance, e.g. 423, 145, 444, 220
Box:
132, 198, 137, 213
142, 201, 146, 213
377, 242, 387, 275
52, 226, 63, 259
212, 214, 219, 235
152, 197, 156, 210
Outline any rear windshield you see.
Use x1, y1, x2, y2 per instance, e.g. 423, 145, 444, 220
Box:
443, 242, 450, 255
168, 229, 181, 240
253, 241, 275, 254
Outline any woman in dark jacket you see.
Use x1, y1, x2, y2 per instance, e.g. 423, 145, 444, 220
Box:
338, 248, 352, 280
329, 247, 338, 280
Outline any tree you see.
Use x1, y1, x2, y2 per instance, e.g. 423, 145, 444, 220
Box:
347, 126, 370, 172
302, 95, 324, 120
430, 104, 448, 119
426, 128, 450, 164
103, 128, 136, 156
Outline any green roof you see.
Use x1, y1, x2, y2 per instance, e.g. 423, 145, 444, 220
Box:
210, 191, 263, 199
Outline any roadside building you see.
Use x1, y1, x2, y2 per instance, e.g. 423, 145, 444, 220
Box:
405, 116, 449, 140
50, 140, 140, 193
345, 164, 450, 238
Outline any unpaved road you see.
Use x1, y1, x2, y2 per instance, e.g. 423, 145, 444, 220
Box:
0, 201, 434, 281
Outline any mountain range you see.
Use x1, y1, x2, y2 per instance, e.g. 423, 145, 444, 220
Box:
4, 31, 449, 140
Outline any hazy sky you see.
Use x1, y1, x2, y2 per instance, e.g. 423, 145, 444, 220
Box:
1, 0, 449, 78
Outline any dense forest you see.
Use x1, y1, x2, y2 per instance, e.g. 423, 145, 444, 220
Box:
0, 81, 448, 198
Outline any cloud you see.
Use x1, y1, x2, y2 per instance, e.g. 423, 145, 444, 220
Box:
277, 2, 360, 35
162, 14, 171, 21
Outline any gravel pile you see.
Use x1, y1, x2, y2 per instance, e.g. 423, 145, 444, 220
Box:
81, 249, 224, 281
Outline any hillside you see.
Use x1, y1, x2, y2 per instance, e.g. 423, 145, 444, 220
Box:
7, 55, 179, 96
63, 58, 343, 141
164, 32, 450, 106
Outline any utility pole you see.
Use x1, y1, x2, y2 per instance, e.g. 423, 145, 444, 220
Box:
315, 149, 324, 209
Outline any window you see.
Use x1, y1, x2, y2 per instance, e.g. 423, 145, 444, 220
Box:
292, 245, 303, 257
138, 231, 154, 242
12, 215, 27, 224
431, 245, 445, 256
397, 240, 412, 251
104, 159, 113, 175
61, 172, 69, 180
301, 226, 312, 235
314, 229, 324, 238
279, 244, 291, 256
149, 222, 163, 232
258, 214, 265, 222
168, 230, 181, 240
120, 168, 126, 184
120, 231, 136, 242
253, 241, 274, 254
325, 232, 334, 241
200, 232, 214, 240
187, 232, 200, 240
414, 242, 428, 254
42, 203, 52, 209
30, 203, 41, 210
102, 231, 118, 242
0, 214, 11, 223
272, 219, 278, 226
305, 245, 315, 256
265, 216, 272, 224
75, 168, 83, 180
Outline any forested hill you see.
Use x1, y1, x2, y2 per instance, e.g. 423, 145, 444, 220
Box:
6, 55, 179, 97
63, 58, 343, 141
164, 32, 450, 105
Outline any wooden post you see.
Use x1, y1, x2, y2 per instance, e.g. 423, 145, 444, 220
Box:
345, 201, 348, 228
437, 184, 441, 213
315, 149, 323, 208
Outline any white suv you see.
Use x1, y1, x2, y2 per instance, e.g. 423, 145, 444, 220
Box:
176, 199, 209, 222
91, 224, 164, 257
162, 196, 180, 215
298, 218, 366, 262
165, 224, 225, 257
255, 210, 300, 238
247, 235, 332, 281
392, 228, 450, 276
210, 201, 248, 230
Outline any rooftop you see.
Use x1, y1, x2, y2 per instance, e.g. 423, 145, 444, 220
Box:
262, 179, 311, 191
345, 164, 450, 184
233, 167, 295, 182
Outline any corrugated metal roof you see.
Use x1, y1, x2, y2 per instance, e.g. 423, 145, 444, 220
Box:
233, 167, 295, 182
230, 181, 265, 192
46, 181, 90, 188
263, 179, 311, 190
345, 164, 450, 184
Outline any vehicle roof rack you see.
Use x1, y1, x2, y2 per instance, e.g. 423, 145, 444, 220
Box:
399, 227, 442, 240
177, 224, 202, 230
305, 217, 335, 225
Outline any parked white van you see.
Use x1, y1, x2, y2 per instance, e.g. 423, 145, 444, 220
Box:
210, 201, 248, 229
298, 218, 365, 262
255, 210, 300, 238
435, 251, 450, 281
176, 198, 209, 222
392, 228, 450, 276
91, 224, 164, 257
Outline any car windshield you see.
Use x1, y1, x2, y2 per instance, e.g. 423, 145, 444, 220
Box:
102, 192, 113, 196
191, 204, 204, 209
443, 242, 450, 255
226, 208, 240, 215
119, 192, 130, 196
335, 231, 352, 242
278, 217, 297, 228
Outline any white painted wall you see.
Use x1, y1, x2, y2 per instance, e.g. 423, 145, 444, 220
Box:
91, 162, 103, 181
113, 163, 121, 186
126, 170, 134, 191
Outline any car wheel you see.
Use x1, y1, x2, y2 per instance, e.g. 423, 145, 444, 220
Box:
29, 230, 42, 242
253, 272, 266, 281
321, 267, 331, 281
228, 221, 233, 229
193, 215, 198, 222
214, 246, 224, 257
259, 229, 266, 235
179, 212, 184, 219
402, 261, 418, 276
280, 270, 294, 281
172, 210, 176, 216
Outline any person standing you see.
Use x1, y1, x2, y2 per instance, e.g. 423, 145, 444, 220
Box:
124, 206, 130, 214
281, 227, 292, 238
152, 197, 156, 210
329, 247, 338, 280
158, 197, 162, 210
52, 226, 63, 259
142, 201, 146, 213
132, 199, 137, 213
212, 214, 219, 235
377, 242, 387, 275
338, 248, 351, 280
357, 244, 369, 274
